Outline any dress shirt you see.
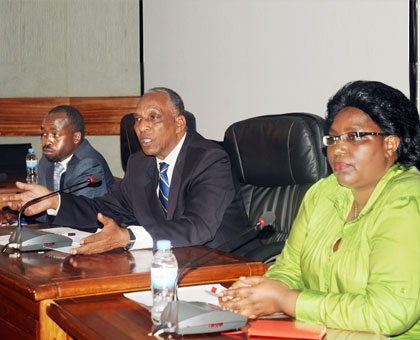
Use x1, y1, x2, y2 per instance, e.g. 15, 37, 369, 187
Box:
58, 154, 73, 172
265, 163, 420, 338
128, 133, 187, 249
46, 155, 73, 214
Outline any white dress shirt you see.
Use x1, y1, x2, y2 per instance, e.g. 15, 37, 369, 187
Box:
127, 133, 186, 249
58, 154, 73, 172
46, 155, 73, 214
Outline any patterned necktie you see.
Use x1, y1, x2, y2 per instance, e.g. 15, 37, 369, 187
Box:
159, 162, 170, 215
53, 162, 64, 191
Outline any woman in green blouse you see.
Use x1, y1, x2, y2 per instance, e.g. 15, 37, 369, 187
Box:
220, 80, 420, 339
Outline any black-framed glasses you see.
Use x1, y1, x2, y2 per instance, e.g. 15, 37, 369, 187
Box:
322, 132, 389, 147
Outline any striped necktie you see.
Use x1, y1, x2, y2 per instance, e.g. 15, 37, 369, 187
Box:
159, 162, 170, 215
53, 162, 64, 191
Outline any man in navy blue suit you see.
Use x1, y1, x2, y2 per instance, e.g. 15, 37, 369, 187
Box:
6, 88, 256, 255
38, 105, 115, 197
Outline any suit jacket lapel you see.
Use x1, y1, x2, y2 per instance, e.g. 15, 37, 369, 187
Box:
144, 159, 163, 219
64, 156, 78, 188
63, 139, 86, 187
166, 132, 191, 219
46, 163, 55, 190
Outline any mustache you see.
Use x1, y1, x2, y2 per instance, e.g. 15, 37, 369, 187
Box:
42, 146, 54, 152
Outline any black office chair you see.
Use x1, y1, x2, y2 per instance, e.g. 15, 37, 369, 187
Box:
223, 113, 331, 264
120, 111, 196, 172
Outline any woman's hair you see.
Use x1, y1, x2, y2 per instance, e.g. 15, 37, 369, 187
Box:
326, 80, 420, 167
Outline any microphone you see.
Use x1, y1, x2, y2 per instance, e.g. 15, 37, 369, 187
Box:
3, 173, 102, 252
0, 173, 8, 182
156, 211, 276, 336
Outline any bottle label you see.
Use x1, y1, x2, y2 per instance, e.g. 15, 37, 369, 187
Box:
26, 160, 38, 168
151, 267, 177, 288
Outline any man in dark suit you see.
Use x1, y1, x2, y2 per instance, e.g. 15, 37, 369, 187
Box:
5, 88, 255, 255
39, 105, 115, 197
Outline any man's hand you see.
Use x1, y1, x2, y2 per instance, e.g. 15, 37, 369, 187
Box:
70, 213, 130, 255
2, 182, 59, 215
1, 208, 18, 226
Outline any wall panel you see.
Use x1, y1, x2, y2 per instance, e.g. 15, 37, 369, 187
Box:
0, 0, 140, 97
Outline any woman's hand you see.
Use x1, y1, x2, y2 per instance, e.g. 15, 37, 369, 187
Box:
219, 276, 300, 319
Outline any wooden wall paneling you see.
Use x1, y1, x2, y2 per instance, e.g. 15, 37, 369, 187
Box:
0, 96, 140, 136
70, 96, 140, 135
0, 98, 69, 136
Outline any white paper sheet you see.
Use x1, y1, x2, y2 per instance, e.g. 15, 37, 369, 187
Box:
42, 227, 98, 253
124, 283, 227, 307
0, 233, 11, 246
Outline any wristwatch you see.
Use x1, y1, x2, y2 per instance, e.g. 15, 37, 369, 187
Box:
124, 228, 136, 251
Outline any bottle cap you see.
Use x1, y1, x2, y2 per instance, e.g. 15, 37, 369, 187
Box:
156, 239, 171, 251
28, 148, 34, 153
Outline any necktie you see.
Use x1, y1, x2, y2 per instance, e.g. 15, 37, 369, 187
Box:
159, 162, 170, 215
53, 162, 64, 191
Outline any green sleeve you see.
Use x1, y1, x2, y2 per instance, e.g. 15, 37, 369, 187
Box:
264, 183, 317, 290
296, 197, 420, 336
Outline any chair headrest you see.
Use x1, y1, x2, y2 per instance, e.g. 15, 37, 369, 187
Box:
183, 110, 196, 131
223, 113, 329, 187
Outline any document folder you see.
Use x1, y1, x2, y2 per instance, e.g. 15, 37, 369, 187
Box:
248, 319, 327, 339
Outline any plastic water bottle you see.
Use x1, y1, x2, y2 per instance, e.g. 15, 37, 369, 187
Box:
26, 148, 38, 184
151, 239, 178, 325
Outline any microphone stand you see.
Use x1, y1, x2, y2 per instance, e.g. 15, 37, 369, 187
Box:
174, 219, 269, 301
156, 211, 276, 335
2, 176, 100, 253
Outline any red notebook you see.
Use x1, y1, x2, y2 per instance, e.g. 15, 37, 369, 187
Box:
248, 320, 327, 339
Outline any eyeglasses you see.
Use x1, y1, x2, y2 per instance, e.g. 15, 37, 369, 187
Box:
322, 132, 389, 147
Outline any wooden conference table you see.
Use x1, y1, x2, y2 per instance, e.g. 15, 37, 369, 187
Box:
47, 294, 390, 340
0, 225, 268, 340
